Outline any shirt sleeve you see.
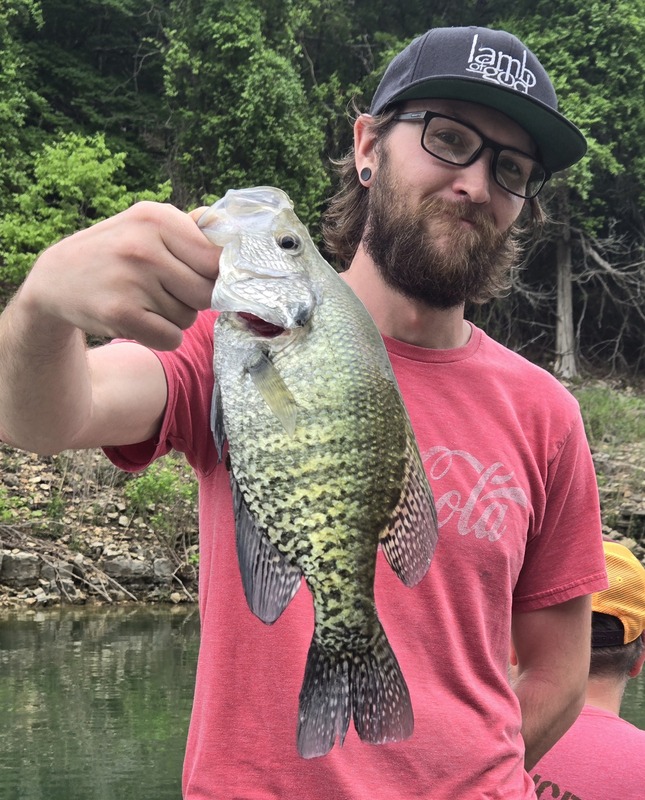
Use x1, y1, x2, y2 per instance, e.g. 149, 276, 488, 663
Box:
513, 412, 608, 610
103, 311, 217, 477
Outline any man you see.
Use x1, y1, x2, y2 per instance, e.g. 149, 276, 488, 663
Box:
531, 541, 645, 800
0, 26, 607, 799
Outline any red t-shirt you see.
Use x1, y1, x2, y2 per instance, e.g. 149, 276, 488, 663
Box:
105, 312, 607, 800
531, 704, 645, 799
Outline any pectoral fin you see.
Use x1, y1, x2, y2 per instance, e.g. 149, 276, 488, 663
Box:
245, 350, 298, 436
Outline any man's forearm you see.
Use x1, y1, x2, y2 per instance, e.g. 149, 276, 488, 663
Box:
512, 666, 586, 770
0, 285, 92, 454
511, 597, 592, 771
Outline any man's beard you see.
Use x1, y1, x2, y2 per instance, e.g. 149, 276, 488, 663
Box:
363, 159, 519, 309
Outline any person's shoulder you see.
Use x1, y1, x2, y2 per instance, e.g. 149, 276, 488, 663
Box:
476, 327, 579, 411
614, 713, 645, 740
580, 705, 645, 742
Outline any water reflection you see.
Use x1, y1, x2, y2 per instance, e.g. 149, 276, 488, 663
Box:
0, 605, 199, 800
1, 606, 643, 800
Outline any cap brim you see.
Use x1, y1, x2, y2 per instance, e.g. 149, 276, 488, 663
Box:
383, 76, 587, 174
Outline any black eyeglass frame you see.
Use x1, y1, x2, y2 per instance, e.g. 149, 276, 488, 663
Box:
393, 111, 550, 200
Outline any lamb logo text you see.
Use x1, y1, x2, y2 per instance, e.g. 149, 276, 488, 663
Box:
466, 33, 536, 94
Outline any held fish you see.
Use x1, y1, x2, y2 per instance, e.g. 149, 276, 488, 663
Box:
198, 187, 438, 759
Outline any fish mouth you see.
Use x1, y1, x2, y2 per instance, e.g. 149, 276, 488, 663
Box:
237, 312, 286, 338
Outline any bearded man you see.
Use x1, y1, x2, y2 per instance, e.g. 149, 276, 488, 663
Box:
0, 26, 606, 800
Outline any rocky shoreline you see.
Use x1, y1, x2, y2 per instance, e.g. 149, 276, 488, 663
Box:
0, 525, 197, 608
1, 435, 645, 610
0, 446, 198, 608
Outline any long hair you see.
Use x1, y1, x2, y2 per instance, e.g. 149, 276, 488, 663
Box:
322, 106, 398, 270
321, 104, 546, 279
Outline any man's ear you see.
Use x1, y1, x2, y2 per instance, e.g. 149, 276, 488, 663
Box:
354, 114, 379, 183
628, 633, 645, 678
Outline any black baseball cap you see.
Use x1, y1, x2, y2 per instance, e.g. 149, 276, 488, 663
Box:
369, 26, 586, 174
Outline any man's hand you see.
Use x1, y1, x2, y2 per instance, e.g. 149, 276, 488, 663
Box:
18, 202, 220, 350
0, 201, 220, 454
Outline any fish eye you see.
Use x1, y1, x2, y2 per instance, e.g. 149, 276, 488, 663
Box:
276, 233, 302, 253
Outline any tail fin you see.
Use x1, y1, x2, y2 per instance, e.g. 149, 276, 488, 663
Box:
296, 628, 413, 758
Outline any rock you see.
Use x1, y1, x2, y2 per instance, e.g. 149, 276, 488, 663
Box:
32, 586, 49, 605
0, 550, 40, 587
100, 556, 153, 582
153, 558, 174, 581
170, 592, 183, 604
40, 560, 74, 582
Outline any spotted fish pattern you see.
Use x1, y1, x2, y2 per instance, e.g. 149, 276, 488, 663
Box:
199, 187, 438, 758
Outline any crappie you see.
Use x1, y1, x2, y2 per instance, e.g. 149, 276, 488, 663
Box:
198, 186, 438, 759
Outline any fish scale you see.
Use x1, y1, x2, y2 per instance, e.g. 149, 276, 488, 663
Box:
199, 186, 438, 759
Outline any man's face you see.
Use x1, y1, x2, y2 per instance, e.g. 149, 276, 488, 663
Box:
361, 100, 531, 308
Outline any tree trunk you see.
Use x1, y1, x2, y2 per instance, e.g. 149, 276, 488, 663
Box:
553, 186, 578, 379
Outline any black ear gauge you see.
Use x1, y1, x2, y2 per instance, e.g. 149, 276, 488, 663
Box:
360, 167, 372, 182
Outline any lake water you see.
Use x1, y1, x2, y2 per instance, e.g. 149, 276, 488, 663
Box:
0, 605, 644, 800
0, 605, 199, 800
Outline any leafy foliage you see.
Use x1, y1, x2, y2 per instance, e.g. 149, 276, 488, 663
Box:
498, 0, 645, 226
21, 0, 169, 188
163, 0, 329, 223
0, 131, 170, 284
123, 454, 198, 547
0, 0, 645, 373
0, 0, 45, 212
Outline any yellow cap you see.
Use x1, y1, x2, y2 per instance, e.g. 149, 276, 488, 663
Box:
592, 541, 645, 644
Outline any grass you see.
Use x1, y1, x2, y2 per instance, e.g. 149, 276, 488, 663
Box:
571, 383, 645, 447
124, 454, 198, 545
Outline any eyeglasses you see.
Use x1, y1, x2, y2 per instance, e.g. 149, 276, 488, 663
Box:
393, 111, 550, 200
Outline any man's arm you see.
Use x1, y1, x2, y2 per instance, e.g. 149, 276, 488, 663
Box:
510, 594, 591, 771
0, 202, 219, 454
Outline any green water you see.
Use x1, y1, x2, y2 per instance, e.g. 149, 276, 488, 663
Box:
0, 606, 644, 800
623, 666, 645, 728
0, 605, 199, 800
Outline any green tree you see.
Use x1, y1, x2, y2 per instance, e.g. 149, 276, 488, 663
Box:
0, 131, 170, 285
21, 0, 170, 191
163, 0, 329, 224
0, 0, 44, 213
